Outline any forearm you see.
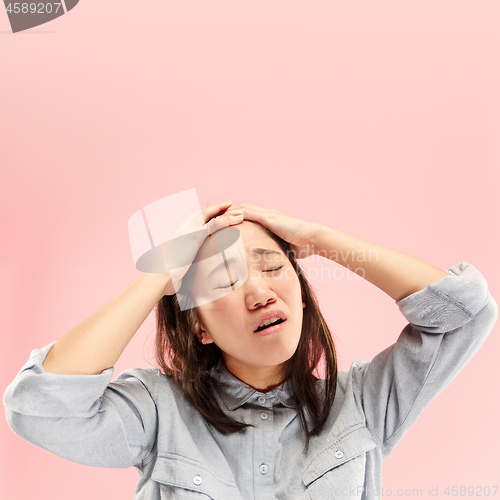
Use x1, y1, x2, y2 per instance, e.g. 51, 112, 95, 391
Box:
312, 225, 449, 302
42, 272, 170, 375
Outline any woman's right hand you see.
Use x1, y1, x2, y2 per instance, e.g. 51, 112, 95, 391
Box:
157, 200, 243, 296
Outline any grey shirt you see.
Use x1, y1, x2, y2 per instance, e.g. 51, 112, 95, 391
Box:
3, 261, 498, 500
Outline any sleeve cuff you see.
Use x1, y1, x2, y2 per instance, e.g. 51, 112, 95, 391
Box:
3, 341, 114, 418
395, 261, 492, 334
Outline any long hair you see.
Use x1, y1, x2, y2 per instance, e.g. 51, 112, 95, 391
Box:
154, 221, 338, 454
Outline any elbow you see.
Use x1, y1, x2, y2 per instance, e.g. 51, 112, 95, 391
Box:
4, 408, 40, 446
477, 293, 498, 337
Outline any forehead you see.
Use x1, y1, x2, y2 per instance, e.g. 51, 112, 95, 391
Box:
240, 221, 282, 251
191, 222, 285, 276
207, 221, 283, 256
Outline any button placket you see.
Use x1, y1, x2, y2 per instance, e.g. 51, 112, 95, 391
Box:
253, 397, 274, 494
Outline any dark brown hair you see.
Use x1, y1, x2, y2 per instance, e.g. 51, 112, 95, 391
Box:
154, 221, 338, 453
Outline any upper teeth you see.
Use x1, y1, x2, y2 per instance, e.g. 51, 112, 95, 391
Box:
258, 317, 281, 329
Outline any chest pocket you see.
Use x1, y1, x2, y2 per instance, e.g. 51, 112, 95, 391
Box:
303, 425, 378, 500
152, 452, 243, 500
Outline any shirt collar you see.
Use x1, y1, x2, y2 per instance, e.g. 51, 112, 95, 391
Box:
209, 357, 297, 411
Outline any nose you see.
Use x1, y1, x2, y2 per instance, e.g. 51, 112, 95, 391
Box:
244, 273, 277, 309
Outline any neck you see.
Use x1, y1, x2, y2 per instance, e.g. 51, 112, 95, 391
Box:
223, 357, 286, 392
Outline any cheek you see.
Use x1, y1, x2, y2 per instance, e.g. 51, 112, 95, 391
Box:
201, 295, 242, 329
281, 272, 302, 299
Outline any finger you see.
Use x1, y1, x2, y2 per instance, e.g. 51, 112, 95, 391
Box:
208, 212, 244, 228
225, 206, 267, 225
201, 200, 232, 223
226, 205, 270, 222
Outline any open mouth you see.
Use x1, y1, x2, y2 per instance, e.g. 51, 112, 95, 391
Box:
254, 318, 285, 332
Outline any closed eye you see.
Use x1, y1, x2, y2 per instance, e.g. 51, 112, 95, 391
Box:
216, 266, 283, 289
264, 266, 284, 272
216, 280, 239, 290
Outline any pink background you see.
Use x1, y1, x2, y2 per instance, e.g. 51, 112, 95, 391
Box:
1, 1, 499, 499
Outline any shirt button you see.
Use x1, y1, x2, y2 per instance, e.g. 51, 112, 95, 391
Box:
193, 475, 203, 485
259, 464, 268, 474
335, 450, 344, 459
258, 396, 266, 404
260, 412, 269, 420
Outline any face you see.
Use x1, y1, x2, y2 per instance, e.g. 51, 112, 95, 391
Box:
191, 221, 305, 387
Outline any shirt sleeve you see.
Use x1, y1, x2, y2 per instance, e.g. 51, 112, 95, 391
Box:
3, 341, 160, 470
354, 261, 498, 458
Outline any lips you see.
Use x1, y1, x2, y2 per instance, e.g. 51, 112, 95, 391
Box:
253, 310, 287, 333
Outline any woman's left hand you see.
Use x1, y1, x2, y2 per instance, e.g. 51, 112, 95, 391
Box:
224, 203, 322, 259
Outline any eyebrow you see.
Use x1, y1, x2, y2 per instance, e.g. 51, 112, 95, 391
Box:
251, 247, 283, 256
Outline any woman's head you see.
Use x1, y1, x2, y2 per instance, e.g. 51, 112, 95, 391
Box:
189, 221, 305, 389
155, 219, 337, 452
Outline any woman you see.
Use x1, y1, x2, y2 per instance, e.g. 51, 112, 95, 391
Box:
4, 200, 498, 500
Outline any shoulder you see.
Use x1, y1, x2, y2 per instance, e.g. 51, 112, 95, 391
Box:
112, 367, 166, 404
312, 362, 369, 420
315, 361, 369, 394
